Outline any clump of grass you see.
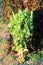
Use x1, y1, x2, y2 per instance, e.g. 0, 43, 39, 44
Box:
27, 50, 43, 63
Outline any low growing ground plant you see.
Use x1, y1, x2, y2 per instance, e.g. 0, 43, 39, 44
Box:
8, 8, 33, 53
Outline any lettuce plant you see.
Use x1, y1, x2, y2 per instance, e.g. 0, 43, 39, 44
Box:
8, 8, 33, 53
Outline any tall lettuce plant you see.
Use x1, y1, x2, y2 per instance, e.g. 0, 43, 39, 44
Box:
8, 8, 33, 53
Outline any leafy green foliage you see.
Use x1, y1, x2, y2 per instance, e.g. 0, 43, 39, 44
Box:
27, 50, 43, 63
8, 8, 33, 52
